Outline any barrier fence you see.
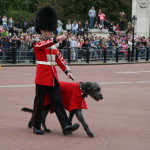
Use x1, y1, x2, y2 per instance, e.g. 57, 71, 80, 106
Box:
0, 46, 149, 64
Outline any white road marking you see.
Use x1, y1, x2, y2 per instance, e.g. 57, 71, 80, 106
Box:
0, 81, 150, 88
99, 81, 150, 85
0, 84, 35, 88
116, 71, 150, 74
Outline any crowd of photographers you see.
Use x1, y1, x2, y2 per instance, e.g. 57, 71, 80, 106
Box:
0, 14, 150, 63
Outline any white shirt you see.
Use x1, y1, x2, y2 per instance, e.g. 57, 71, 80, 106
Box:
66, 24, 72, 30
70, 39, 77, 48
72, 23, 78, 30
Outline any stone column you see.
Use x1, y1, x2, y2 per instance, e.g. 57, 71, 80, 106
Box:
132, 0, 150, 37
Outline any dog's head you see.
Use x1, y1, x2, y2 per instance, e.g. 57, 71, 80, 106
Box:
80, 82, 103, 101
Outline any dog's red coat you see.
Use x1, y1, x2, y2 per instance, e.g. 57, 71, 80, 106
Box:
44, 81, 88, 113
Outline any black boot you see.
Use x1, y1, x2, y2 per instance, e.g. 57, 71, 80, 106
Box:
63, 123, 80, 135
33, 128, 44, 135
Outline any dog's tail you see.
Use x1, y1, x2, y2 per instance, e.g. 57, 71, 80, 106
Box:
21, 107, 33, 113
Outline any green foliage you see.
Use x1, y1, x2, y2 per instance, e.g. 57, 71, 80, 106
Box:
6, 9, 33, 22
36, 0, 131, 25
0, 0, 132, 25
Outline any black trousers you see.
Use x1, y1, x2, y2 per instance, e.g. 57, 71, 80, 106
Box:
32, 79, 71, 129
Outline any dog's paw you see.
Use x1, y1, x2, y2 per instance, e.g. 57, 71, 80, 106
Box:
87, 131, 94, 138
44, 129, 51, 133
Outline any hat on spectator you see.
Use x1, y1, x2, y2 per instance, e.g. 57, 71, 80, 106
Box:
34, 6, 57, 34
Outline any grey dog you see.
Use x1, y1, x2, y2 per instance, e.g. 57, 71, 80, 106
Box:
22, 82, 103, 137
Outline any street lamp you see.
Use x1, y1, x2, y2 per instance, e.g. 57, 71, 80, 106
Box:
131, 15, 137, 62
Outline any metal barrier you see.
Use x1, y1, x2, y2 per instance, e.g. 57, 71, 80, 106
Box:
0, 46, 149, 64
0, 47, 34, 64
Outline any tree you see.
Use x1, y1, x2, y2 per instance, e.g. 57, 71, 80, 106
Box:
0, 0, 132, 25
36, 0, 131, 25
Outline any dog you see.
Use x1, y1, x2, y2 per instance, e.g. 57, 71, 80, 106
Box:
22, 81, 103, 137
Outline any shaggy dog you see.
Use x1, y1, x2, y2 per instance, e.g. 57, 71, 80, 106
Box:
22, 81, 103, 137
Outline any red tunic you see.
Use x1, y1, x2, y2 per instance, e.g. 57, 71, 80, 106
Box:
44, 81, 88, 113
33, 38, 69, 86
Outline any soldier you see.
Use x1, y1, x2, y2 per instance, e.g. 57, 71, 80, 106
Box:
32, 6, 79, 135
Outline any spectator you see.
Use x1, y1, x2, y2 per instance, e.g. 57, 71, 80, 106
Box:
10, 36, 21, 63
77, 21, 83, 36
27, 26, 35, 34
94, 36, 101, 49
94, 21, 99, 29
8, 18, 14, 34
0, 25, 2, 36
69, 36, 77, 61
58, 35, 69, 49
98, 9, 105, 29
138, 37, 147, 56
119, 12, 126, 31
57, 20, 63, 35
113, 24, 117, 31
66, 20, 72, 33
121, 41, 128, 58
22, 20, 28, 33
88, 6, 96, 29
11, 27, 19, 36
80, 39, 84, 47
1, 36, 11, 62
2, 16, 8, 29
1, 28, 9, 37
84, 20, 89, 35
146, 37, 150, 47
89, 38, 98, 60
125, 22, 132, 35
29, 19, 34, 27
104, 19, 110, 29
127, 38, 132, 49
76, 39, 81, 48
115, 23, 120, 31
82, 35, 90, 48
140, 37, 147, 47
84, 34, 90, 44
14, 21, 21, 29
108, 22, 116, 36
0, 15, 2, 25
71, 21, 78, 35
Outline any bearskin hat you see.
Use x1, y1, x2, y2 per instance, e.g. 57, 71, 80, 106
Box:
34, 6, 57, 34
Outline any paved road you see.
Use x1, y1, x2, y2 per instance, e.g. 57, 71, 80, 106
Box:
0, 63, 150, 150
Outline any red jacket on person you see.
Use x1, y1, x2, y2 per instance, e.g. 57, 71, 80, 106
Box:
33, 38, 70, 86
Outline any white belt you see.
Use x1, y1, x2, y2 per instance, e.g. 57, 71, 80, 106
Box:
37, 61, 56, 66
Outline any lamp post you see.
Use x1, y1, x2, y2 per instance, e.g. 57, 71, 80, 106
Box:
131, 15, 137, 62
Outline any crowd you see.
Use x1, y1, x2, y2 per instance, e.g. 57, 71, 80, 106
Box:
0, 9, 150, 62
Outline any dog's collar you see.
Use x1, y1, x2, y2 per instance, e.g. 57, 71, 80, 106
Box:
78, 82, 88, 98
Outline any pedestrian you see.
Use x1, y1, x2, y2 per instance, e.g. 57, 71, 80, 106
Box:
32, 6, 80, 135
88, 6, 96, 29
98, 9, 105, 29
